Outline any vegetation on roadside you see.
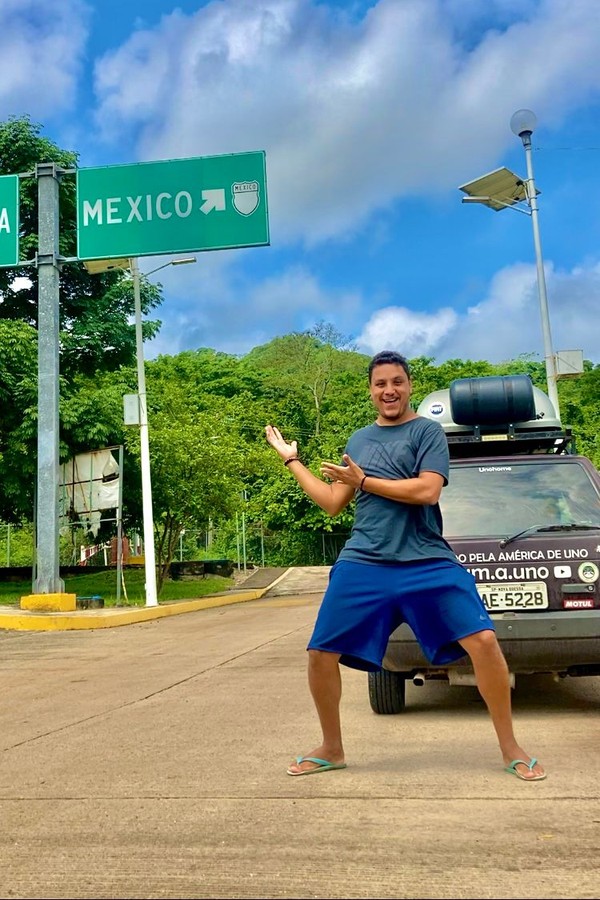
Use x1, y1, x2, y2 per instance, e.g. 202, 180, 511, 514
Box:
0, 568, 234, 607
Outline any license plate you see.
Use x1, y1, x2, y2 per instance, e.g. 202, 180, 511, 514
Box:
477, 582, 548, 610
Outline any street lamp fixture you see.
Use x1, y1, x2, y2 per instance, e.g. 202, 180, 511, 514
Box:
459, 110, 560, 419
131, 255, 196, 606
143, 256, 197, 278
510, 108, 537, 138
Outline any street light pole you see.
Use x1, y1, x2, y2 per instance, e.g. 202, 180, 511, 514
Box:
131, 257, 158, 606
130, 256, 196, 607
510, 109, 560, 418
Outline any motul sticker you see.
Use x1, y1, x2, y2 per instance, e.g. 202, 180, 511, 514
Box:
563, 598, 595, 609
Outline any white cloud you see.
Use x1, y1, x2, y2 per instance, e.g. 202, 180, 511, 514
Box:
92, 0, 600, 244
0, 0, 89, 120
357, 258, 600, 364
357, 306, 459, 358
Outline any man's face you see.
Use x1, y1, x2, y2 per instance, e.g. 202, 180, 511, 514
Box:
369, 363, 413, 425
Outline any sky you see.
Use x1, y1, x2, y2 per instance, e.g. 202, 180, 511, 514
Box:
3, 0, 600, 367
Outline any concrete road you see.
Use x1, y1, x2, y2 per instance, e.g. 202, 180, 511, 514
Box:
0, 590, 599, 899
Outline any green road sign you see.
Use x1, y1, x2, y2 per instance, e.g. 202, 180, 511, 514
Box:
76, 151, 269, 260
0, 175, 19, 267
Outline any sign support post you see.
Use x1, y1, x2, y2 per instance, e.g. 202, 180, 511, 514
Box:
21, 164, 76, 610
33, 163, 65, 594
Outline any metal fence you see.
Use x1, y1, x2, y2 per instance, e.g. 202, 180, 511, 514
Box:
0, 520, 349, 573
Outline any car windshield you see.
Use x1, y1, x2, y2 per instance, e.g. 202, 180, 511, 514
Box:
441, 460, 600, 538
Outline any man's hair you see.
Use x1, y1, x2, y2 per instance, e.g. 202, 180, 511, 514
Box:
368, 350, 411, 382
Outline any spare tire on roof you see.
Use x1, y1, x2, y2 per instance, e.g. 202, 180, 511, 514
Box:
449, 375, 536, 426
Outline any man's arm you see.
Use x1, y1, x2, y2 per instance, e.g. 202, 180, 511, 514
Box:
265, 425, 355, 516
321, 453, 444, 505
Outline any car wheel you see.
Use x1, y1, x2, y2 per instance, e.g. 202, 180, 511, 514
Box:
368, 669, 407, 714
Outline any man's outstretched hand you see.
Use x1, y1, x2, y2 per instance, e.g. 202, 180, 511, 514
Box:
265, 425, 298, 463
320, 453, 364, 488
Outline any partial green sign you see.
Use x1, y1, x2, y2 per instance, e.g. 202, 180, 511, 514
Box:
76, 151, 269, 260
0, 175, 19, 267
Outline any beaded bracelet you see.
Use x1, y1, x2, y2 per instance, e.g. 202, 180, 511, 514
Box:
284, 457, 300, 467
360, 475, 367, 490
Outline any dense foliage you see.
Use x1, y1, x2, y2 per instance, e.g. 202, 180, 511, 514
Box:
3, 313, 599, 577
56, 337, 600, 575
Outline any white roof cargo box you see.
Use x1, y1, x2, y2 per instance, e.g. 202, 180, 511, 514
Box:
417, 375, 570, 456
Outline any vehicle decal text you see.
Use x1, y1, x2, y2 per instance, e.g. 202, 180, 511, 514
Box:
467, 565, 551, 582
456, 547, 592, 564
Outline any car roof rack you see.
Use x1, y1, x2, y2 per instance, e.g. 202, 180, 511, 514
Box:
444, 426, 573, 457
417, 375, 575, 458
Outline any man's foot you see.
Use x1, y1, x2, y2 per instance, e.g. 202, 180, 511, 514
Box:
287, 746, 345, 776
503, 753, 546, 781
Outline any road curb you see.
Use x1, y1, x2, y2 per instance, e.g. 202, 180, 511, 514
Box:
0, 587, 270, 632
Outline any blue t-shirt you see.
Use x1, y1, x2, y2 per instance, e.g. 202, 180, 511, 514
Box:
338, 417, 457, 565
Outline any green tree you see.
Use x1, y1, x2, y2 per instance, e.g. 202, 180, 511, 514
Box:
0, 320, 38, 521
553, 362, 600, 466
244, 325, 365, 438
128, 408, 244, 591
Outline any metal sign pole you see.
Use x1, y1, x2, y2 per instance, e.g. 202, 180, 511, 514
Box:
33, 162, 64, 594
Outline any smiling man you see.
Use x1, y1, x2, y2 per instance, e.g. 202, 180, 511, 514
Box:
265, 349, 546, 783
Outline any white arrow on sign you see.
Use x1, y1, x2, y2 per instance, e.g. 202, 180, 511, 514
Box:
200, 188, 226, 215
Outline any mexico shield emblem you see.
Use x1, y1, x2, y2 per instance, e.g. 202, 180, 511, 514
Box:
232, 181, 260, 216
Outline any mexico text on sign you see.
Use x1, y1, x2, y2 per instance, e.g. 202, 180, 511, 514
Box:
76, 151, 269, 260
0, 175, 19, 267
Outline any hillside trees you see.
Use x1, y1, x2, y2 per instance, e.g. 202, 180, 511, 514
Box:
243, 323, 367, 438
0, 321, 38, 522
132, 350, 271, 585
63, 332, 600, 571
55, 325, 600, 578
553, 362, 600, 465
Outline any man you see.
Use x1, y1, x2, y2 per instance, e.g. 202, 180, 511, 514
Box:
265, 350, 546, 782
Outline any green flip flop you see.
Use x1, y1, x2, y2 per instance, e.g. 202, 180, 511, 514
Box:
287, 755, 347, 776
505, 757, 547, 781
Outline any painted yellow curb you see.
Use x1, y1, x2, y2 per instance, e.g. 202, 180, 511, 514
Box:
0, 589, 269, 632
20, 592, 77, 612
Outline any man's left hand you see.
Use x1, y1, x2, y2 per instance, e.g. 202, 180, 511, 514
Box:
320, 453, 364, 488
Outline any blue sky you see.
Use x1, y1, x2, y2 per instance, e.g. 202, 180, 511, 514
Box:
4, 0, 600, 365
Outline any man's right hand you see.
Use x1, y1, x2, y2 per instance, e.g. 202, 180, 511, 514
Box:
265, 425, 298, 463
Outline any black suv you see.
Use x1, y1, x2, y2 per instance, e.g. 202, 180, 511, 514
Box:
369, 374, 600, 714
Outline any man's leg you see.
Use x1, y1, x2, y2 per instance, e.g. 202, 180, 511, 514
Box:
459, 629, 546, 780
287, 649, 345, 775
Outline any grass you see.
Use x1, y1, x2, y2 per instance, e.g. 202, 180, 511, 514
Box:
0, 567, 235, 608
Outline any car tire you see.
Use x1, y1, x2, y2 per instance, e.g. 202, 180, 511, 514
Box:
368, 669, 407, 714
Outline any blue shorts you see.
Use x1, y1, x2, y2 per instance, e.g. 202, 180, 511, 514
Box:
308, 558, 494, 671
